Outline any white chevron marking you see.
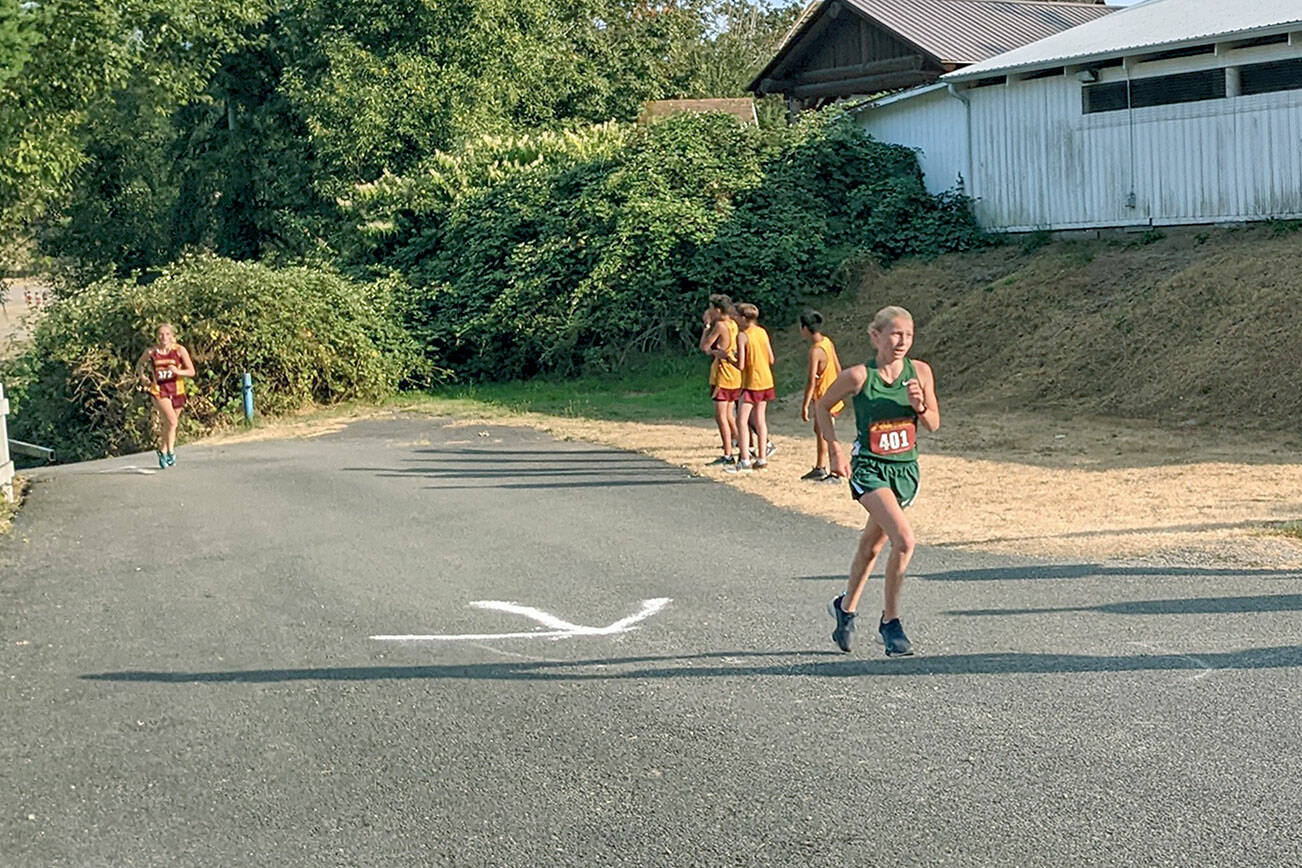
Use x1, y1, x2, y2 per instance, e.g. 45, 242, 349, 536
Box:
370, 598, 671, 642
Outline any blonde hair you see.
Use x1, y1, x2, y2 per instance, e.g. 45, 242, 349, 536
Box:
869, 306, 912, 334
154, 323, 177, 347
736, 303, 759, 322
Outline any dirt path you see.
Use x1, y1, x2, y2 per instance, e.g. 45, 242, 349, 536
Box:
425, 400, 1302, 568
0, 278, 47, 357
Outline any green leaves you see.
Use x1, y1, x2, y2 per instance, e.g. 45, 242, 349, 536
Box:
0, 255, 423, 460
351, 111, 985, 383
32, 0, 785, 272
0, 0, 271, 239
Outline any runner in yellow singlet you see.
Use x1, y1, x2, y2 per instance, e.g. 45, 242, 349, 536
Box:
700, 294, 742, 466
725, 303, 775, 474
814, 306, 939, 657
798, 310, 843, 483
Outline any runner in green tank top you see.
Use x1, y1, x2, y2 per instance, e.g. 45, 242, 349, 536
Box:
813, 306, 940, 656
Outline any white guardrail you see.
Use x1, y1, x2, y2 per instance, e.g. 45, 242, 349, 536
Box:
1, 383, 13, 503
2, 383, 56, 501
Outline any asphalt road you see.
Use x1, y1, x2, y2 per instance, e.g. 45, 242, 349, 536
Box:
3, 417, 1301, 866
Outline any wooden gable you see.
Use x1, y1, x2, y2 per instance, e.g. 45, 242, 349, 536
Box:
752, 3, 946, 112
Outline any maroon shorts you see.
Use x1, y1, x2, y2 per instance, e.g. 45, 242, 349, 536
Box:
711, 386, 743, 402
152, 382, 187, 410
742, 388, 775, 404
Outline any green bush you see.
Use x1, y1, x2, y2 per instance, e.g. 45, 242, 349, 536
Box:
1, 254, 422, 461
347, 111, 986, 382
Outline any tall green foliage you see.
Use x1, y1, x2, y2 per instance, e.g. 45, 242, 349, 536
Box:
1, 0, 268, 246
685, 0, 802, 125
1, 255, 421, 460
348, 111, 986, 382
35, 0, 763, 275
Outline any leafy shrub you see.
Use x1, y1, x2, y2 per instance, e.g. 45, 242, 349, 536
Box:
347, 110, 986, 381
1132, 228, 1166, 247
1, 254, 422, 461
1020, 229, 1053, 254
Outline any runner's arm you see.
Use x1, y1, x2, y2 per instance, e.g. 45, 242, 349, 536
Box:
698, 316, 717, 354
911, 360, 940, 432
815, 365, 867, 478
174, 345, 197, 378
135, 350, 153, 387
801, 345, 825, 423
734, 331, 748, 372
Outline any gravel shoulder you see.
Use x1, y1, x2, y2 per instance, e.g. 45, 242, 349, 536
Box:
380, 397, 1302, 568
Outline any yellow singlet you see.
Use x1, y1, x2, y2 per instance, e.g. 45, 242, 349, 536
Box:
709, 319, 742, 389
813, 335, 843, 415
742, 325, 774, 391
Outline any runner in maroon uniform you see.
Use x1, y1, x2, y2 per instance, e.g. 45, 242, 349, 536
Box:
136, 324, 195, 469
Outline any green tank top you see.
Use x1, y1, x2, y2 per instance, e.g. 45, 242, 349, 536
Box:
852, 357, 919, 463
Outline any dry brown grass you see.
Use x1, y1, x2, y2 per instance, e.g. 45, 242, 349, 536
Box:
429, 405, 1302, 567
776, 224, 1302, 432
1265, 520, 1302, 542
1, 475, 29, 538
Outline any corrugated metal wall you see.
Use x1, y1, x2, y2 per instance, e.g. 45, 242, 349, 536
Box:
858, 48, 1302, 231
858, 87, 970, 195
969, 74, 1302, 230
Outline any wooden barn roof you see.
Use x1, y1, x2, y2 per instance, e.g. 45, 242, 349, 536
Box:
749, 0, 1113, 93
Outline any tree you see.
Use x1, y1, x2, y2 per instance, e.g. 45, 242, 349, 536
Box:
687, 0, 801, 98
3, 0, 268, 263
29, 0, 803, 275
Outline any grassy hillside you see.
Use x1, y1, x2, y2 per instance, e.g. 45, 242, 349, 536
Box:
451, 223, 1302, 432
778, 223, 1302, 430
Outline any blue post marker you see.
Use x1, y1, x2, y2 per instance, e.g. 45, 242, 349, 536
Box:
242, 373, 254, 423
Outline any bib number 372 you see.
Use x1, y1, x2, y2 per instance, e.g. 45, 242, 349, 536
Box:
869, 419, 916, 456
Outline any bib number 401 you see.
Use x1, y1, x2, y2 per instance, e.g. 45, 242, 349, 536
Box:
869, 419, 916, 456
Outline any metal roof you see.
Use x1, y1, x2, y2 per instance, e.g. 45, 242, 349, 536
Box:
761, 0, 1113, 75
843, 0, 1113, 65
852, 82, 951, 111
947, 0, 1302, 81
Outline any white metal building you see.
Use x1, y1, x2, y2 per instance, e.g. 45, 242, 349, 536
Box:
855, 0, 1302, 231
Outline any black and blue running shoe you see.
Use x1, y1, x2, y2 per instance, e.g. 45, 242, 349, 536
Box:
878, 616, 914, 657
829, 594, 856, 653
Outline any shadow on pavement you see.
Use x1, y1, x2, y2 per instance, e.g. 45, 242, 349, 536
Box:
414, 448, 625, 457
343, 449, 705, 489
794, 563, 1302, 583
400, 456, 657, 465
421, 479, 704, 491
82, 645, 1302, 684
947, 592, 1302, 617
347, 466, 676, 479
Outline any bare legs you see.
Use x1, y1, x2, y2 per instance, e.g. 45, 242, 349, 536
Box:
713, 400, 737, 456
812, 416, 830, 472
842, 487, 916, 621
736, 400, 769, 464
151, 395, 179, 454
751, 400, 768, 463
736, 401, 753, 464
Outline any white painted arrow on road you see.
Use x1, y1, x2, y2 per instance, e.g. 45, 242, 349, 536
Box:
370, 598, 672, 642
